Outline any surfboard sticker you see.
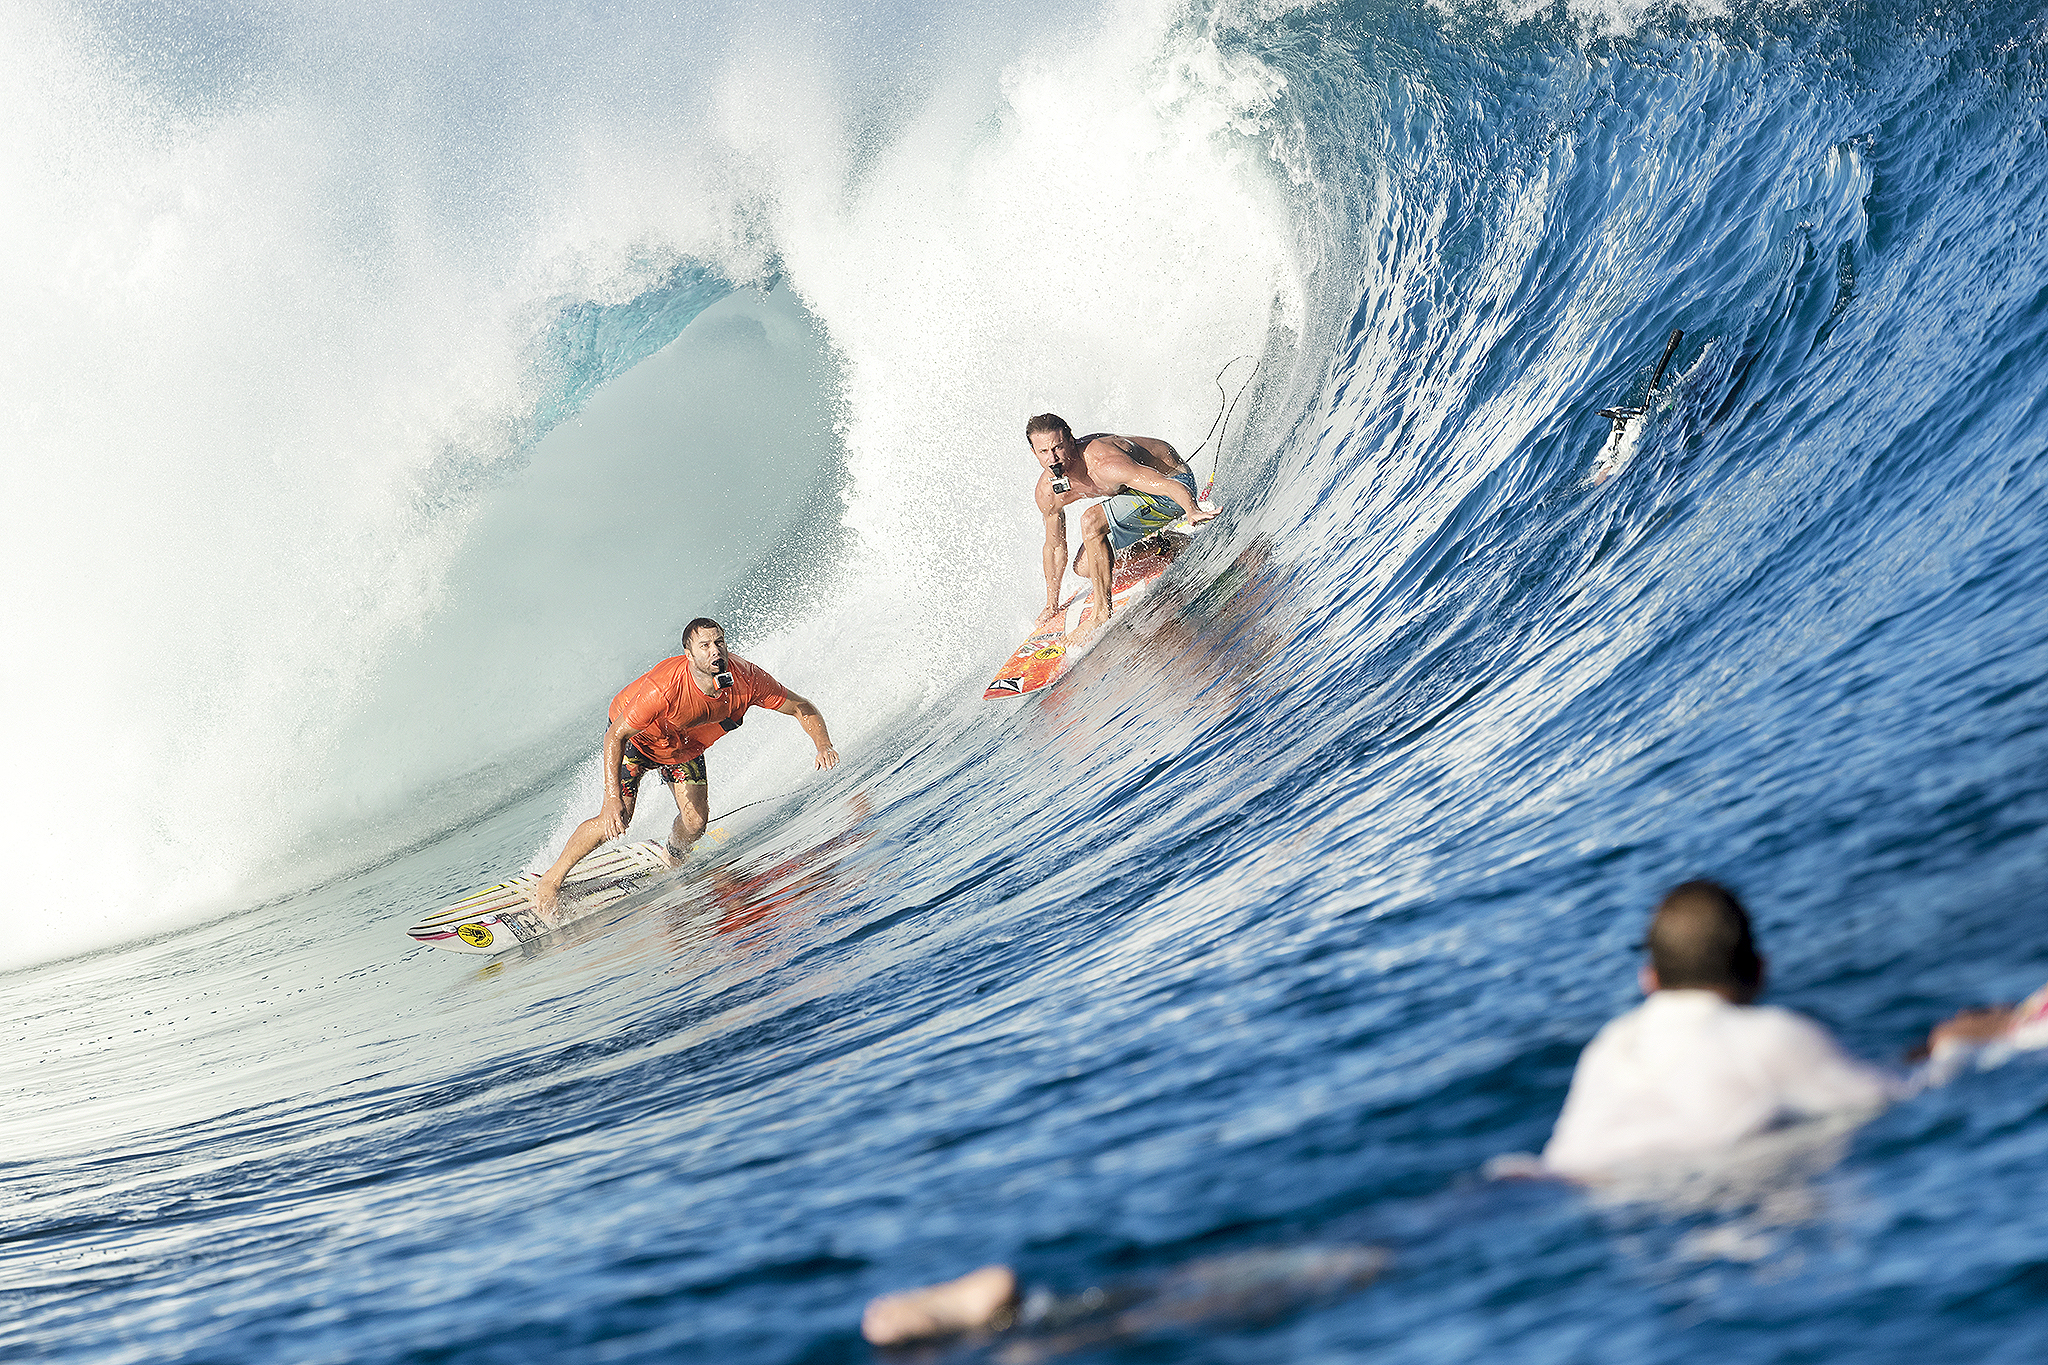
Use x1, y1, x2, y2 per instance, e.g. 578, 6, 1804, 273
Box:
406, 840, 673, 955
982, 504, 1209, 701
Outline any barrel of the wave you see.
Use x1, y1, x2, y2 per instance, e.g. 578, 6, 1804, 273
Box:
982, 483, 1215, 700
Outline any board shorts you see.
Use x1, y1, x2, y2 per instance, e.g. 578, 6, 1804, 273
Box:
1104, 467, 1200, 553
620, 740, 707, 791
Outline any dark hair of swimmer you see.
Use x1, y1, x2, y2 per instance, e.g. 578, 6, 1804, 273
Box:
682, 617, 723, 646
1025, 413, 1074, 444
1646, 880, 1764, 1001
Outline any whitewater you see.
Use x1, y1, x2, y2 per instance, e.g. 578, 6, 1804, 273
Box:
4, 0, 2046, 1358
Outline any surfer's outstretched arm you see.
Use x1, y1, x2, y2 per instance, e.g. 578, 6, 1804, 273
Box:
1089, 445, 1216, 524
1037, 482, 1070, 625
594, 717, 640, 834
774, 694, 839, 770
863, 1265, 1018, 1346
1921, 1005, 2020, 1059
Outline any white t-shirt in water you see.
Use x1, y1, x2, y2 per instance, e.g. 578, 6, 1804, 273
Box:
1542, 989, 1901, 1178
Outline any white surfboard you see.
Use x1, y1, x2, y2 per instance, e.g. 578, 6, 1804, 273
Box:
406, 840, 674, 955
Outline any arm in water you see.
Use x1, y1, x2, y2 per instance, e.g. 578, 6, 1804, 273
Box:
775, 693, 839, 770
861, 1247, 1387, 1349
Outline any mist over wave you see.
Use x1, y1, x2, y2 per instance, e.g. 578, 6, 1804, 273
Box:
3, 0, 1304, 967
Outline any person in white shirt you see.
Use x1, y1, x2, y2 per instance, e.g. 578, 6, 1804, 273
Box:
1541, 880, 1903, 1179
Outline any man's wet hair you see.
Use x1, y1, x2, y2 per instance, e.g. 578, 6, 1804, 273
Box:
1646, 880, 1764, 999
1025, 413, 1074, 445
682, 617, 724, 646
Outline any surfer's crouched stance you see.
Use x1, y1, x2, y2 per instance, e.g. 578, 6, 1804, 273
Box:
532, 617, 838, 921
1027, 413, 1216, 646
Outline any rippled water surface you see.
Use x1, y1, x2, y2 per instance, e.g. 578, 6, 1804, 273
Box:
7, 0, 2048, 1360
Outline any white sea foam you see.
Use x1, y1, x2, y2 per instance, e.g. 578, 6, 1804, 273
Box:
700, 0, 1309, 771
2, 0, 1309, 968
540, 0, 1317, 863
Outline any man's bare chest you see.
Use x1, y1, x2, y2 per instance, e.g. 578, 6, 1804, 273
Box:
1057, 464, 1136, 501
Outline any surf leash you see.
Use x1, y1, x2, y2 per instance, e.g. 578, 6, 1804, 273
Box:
1186, 355, 1261, 485
1598, 329, 1684, 424
707, 793, 785, 824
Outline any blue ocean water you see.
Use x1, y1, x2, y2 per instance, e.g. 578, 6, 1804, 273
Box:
5, 0, 2048, 1361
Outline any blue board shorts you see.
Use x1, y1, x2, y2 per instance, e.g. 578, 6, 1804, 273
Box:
1104, 467, 1200, 552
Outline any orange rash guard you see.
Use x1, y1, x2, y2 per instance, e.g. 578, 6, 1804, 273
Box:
608, 654, 790, 765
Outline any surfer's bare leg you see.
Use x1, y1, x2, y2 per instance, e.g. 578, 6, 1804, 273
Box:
1069, 504, 1117, 646
535, 777, 642, 920
663, 776, 709, 866
862, 1265, 1019, 1346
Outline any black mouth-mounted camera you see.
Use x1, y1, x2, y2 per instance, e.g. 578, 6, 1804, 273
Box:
712, 648, 742, 730
1049, 457, 1070, 495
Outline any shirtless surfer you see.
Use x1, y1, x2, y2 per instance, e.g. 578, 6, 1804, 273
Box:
532, 618, 838, 920
1026, 414, 1216, 645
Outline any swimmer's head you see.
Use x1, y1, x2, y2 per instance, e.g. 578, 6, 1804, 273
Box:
1644, 880, 1765, 1003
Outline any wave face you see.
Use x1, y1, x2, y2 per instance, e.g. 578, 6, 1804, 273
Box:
6, 0, 2048, 1361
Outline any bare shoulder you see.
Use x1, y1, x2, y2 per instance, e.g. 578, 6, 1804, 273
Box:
1083, 432, 1141, 458
1096, 433, 1180, 473
1083, 434, 1144, 472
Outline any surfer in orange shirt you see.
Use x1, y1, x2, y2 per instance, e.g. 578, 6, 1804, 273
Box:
1027, 413, 1216, 646
532, 618, 838, 920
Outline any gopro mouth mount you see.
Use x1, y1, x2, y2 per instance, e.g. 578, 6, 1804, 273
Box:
709, 643, 742, 730
1049, 448, 1071, 494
